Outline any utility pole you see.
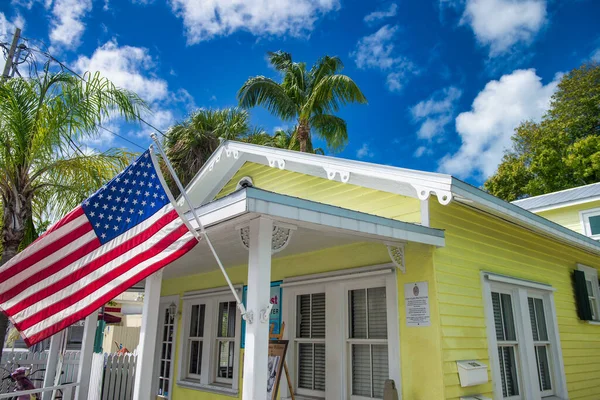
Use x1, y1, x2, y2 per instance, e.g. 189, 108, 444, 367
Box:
1, 28, 21, 82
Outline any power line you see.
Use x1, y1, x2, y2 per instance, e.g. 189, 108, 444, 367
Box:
24, 43, 169, 140
99, 125, 147, 151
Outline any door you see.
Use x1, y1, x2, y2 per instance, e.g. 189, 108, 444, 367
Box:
153, 299, 178, 399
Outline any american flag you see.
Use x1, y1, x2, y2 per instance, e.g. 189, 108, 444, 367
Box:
0, 149, 198, 346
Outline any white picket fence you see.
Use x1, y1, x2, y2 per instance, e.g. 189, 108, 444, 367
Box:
1, 351, 137, 400
88, 353, 137, 400
0, 351, 80, 394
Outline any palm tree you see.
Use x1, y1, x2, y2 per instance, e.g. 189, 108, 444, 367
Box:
272, 128, 324, 154
0, 71, 146, 348
164, 107, 265, 189
238, 51, 367, 153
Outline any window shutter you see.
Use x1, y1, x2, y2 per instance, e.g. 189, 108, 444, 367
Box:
573, 270, 593, 320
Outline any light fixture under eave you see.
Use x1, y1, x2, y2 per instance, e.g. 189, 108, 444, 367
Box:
168, 302, 177, 317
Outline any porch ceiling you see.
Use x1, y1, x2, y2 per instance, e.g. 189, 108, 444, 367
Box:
162, 187, 444, 279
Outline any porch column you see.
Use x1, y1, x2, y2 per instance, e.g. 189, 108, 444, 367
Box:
76, 309, 99, 400
242, 217, 273, 400
133, 270, 163, 400
42, 330, 65, 400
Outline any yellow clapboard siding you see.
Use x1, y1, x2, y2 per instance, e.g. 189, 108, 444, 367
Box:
431, 200, 600, 400
216, 162, 422, 223
536, 200, 600, 235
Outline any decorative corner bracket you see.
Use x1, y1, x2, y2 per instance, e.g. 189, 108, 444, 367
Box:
413, 185, 453, 205
238, 222, 296, 254
386, 242, 406, 274
266, 156, 285, 170
224, 146, 240, 160
323, 167, 350, 183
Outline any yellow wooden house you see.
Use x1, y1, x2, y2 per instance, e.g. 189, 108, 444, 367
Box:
133, 141, 600, 400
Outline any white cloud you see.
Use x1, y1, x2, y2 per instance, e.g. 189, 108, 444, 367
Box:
439, 69, 559, 179
411, 86, 462, 140
49, 0, 93, 51
133, 109, 176, 138
0, 12, 25, 40
168, 0, 339, 44
81, 124, 117, 147
591, 47, 600, 63
364, 3, 398, 24
356, 143, 374, 159
460, 0, 547, 56
73, 40, 169, 103
414, 146, 432, 158
352, 25, 418, 92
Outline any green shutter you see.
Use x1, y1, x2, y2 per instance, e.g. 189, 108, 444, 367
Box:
93, 320, 106, 353
573, 270, 593, 321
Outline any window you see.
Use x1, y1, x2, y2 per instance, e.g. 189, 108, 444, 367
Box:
295, 293, 326, 397
577, 264, 600, 321
580, 208, 600, 239
483, 273, 568, 400
348, 287, 388, 399
178, 290, 241, 394
283, 267, 400, 400
491, 292, 520, 398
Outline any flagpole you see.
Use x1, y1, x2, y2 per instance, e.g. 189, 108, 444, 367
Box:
150, 134, 252, 323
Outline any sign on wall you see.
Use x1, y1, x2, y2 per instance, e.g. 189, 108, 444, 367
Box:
404, 281, 431, 327
241, 281, 282, 348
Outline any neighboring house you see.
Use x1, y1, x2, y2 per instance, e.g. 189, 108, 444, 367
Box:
513, 182, 600, 239
83, 142, 600, 400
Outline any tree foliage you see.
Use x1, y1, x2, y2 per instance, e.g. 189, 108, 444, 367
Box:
0, 71, 146, 348
485, 63, 600, 201
238, 51, 367, 152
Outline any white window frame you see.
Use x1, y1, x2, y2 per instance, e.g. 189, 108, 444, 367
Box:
152, 295, 179, 400
577, 264, 600, 322
281, 265, 401, 400
579, 208, 600, 239
177, 287, 242, 395
481, 272, 568, 400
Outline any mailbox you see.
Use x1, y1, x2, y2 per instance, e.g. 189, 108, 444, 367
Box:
456, 360, 488, 387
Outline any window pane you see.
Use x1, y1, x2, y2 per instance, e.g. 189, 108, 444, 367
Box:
351, 344, 371, 397
311, 293, 326, 338
534, 298, 548, 341
188, 340, 202, 375
217, 340, 234, 379
588, 215, 600, 235
498, 346, 519, 397
367, 287, 388, 339
217, 301, 236, 338
314, 343, 326, 391
528, 298, 539, 341
189, 304, 205, 337
297, 295, 311, 339
535, 345, 552, 392
492, 292, 504, 340
350, 289, 367, 339
372, 344, 389, 399
492, 293, 516, 341
298, 343, 313, 390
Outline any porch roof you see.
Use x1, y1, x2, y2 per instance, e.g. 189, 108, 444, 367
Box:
162, 187, 444, 279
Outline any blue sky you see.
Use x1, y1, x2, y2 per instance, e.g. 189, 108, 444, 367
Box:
1, 0, 599, 186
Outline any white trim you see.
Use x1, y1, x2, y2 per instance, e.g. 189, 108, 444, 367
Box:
182, 285, 243, 300
177, 290, 242, 394
481, 272, 568, 400
577, 264, 600, 321
282, 267, 401, 400
580, 208, 600, 239
483, 272, 556, 292
152, 296, 179, 400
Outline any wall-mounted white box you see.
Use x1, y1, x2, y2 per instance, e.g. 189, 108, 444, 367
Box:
456, 360, 488, 387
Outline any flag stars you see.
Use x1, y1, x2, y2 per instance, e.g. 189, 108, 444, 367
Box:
110, 186, 116, 192
107, 195, 112, 201
138, 210, 144, 215
120, 207, 125, 213
153, 193, 158, 198
102, 204, 108, 210
133, 199, 138, 205
108, 215, 113, 221
129, 208, 135, 214
104, 224, 109, 229
144, 191, 150, 197
113, 226, 119, 231
151, 202, 155, 207
126, 217, 131, 223
98, 193, 104, 199
141, 200, 147, 206
117, 216, 122, 222
90, 211, 95, 217
101, 233, 106, 239
136, 190, 141, 195
99, 213, 104, 219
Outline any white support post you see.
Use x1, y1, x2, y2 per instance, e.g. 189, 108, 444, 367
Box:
76, 309, 99, 400
133, 270, 163, 400
242, 217, 273, 400
42, 330, 65, 400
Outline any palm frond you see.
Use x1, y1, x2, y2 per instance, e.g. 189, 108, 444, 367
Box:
305, 74, 367, 116
310, 113, 348, 151
238, 76, 297, 120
